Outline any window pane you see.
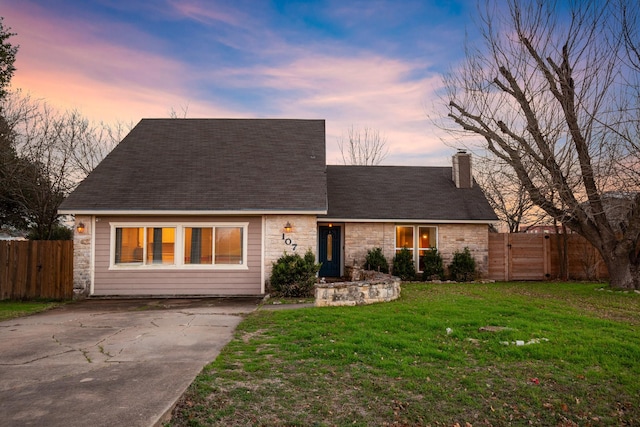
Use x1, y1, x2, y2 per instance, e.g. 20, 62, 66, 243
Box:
115, 228, 143, 264
146, 228, 175, 264
184, 228, 213, 264
215, 227, 243, 264
395, 226, 413, 249
327, 233, 333, 262
418, 227, 436, 271
418, 227, 436, 249
418, 249, 431, 272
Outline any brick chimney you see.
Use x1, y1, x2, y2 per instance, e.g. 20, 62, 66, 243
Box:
452, 150, 473, 188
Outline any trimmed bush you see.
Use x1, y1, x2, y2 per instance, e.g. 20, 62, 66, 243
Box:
28, 224, 73, 240
364, 247, 389, 273
392, 247, 416, 281
421, 248, 445, 281
448, 247, 476, 282
270, 250, 321, 297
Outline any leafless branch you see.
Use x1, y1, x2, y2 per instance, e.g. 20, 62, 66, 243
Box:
338, 125, 389, 166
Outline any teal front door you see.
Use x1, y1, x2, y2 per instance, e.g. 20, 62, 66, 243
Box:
318, 226, 341, 277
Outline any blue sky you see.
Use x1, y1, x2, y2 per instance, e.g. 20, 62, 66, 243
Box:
1, 0, 480, 165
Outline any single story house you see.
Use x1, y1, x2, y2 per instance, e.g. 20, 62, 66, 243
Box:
59, 119, 497, 297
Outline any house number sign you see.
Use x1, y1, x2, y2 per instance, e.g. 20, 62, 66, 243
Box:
282, 233, 298, 251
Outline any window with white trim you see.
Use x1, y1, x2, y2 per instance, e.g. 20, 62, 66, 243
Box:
395, 225, 437, 271
111, 223, 247, 269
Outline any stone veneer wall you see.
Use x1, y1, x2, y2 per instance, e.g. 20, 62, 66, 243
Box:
342, 222, 490, 278
343, 222, 396, 269
437, 223, 489, 277
264, 215, 318, 283
73, 215, 93, 297
315, 275, 401, 307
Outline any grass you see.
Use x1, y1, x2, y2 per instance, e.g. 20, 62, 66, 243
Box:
0, 300, 62, 321
169, 282, 640, 426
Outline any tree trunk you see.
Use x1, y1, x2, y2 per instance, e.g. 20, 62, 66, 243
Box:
601, 247, 640, 290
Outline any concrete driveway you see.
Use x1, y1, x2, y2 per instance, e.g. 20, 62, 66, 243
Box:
0, 298, 261, 427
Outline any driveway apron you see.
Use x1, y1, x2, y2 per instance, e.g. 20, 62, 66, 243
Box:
0, 298, 260, 427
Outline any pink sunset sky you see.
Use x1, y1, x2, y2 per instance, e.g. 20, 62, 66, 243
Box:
2, 0, 482, 165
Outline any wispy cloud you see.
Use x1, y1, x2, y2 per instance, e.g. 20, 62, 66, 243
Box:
168, 0, 248, 27
210, 52, 449, 163
4, 0, 468, 165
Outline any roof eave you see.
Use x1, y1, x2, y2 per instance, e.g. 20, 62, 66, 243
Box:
59, 209, 328, 216
319, 218, 498, 224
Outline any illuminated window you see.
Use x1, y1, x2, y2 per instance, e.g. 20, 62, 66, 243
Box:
112, 223, 247, 269
115, 228, 144, 264
184, 228, 213, 264
395, 226, 414, 256
395, 225, 437, 272
418, 227, 437, 271
146, 228, 175, 264
215, 227, 243, 264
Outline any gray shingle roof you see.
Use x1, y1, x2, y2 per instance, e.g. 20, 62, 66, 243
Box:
59, 119, 327, 213
322, 165, 497, 221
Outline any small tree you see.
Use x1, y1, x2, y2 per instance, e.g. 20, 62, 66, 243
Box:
392, 248, 416, 281
448, 247, 476, 282
338, 125, 389, 165
1, 91, 126, 239
422, 249, 445, 281
28, 224, 72, 240
364, 247, 389, 273
269, 250, 321, 297
0, 17, 18, 101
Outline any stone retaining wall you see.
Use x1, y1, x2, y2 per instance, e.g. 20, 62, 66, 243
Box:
314, 273, 401, 307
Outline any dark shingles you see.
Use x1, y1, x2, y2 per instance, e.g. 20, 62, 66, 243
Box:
59, 119, 327, 212
323, 165, 498, 221
60, 119, 497, 222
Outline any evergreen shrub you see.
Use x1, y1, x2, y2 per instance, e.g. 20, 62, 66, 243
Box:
364, 247, 389, 273
448, 247, 476, 282
28, 224, 73, 240
270, 250, 321, 297
421, 248, 445, 281
392, 247, 416, 281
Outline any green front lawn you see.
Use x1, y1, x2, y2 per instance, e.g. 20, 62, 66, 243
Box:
170, 282, 640, 426
0, 300, 61, 321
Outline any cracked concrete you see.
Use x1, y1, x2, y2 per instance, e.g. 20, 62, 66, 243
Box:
0, 297, 260, 427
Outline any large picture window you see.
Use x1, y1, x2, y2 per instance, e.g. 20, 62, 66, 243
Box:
112, 223, 247, 269
395, 225, 437, 272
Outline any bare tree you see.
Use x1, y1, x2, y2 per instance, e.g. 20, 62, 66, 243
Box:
474, 155, 545, 233
444, 0, 640, 289
1, 91, 124, 238
168, 102, 190, 119
338, 125, 389, 165
69, 119, 129, 176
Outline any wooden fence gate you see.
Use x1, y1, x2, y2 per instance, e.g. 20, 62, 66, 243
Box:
0, 240, 74, 300
488, 233, 608, 281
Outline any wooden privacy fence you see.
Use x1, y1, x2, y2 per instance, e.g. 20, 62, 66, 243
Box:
488, 233, 608, 281
0, 240, 73, 300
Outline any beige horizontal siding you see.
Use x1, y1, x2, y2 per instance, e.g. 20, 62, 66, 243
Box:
93, 215, 262, 296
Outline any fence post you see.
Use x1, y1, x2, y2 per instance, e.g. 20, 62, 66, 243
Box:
506, 233, 512, 281
543, 234, 550, 279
